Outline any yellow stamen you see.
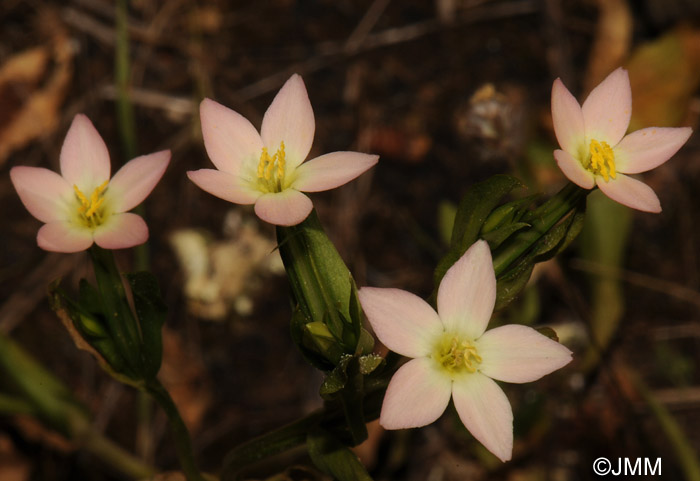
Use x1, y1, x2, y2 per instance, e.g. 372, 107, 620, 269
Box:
255, 141, 287, 193
588, 139, 617, 182
433, 333, 482, 376
73, 180, 109, 228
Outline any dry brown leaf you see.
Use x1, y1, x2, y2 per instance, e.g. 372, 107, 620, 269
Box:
0, 435, 31, 481
159, 327, 212, 432
0, 30, 73, 165
584, 0, 633, 94
12, 416, 75, 453
627, 26, 700, 129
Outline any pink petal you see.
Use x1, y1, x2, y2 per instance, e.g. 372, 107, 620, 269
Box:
554, 149, 595, 189
437, 240, 495, 339
10, 166, 73, 223
358, 287, 443, 358
379, 357, 452, 429
260, 74, 315, 171
476, 325, 572, 383
93, 213, 148, 249
254, 189, 313, 226
452, 373, 513, 462
581, 68, 631, 146
200, 98, 264, 174
37, 221, 94, 253
108, 150, 170, 213
187, 169, 260, 205
60, 114, 111, 190
596, 174, 661, 213
614, 127, 692, 174
551, 78, 585, 155
292, 151, 378, 192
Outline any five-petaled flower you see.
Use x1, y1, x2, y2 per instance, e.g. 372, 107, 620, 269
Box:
359, 240, 572, 462
188, 74, 379, 226
552, 67, 692, 212
10, 114, 170, 253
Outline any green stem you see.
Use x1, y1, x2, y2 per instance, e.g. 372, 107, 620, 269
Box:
115, 0, 149, 271
219, 360, 395, 480
146, 379, 206, 481
115, 0, 136, 161
71, 414, 156, 480
492, 182, 586, 275
220, 410, 325, 481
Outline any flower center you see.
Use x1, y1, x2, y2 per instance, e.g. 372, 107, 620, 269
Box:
587, 139, 616, 182
74, 180, 109, 228
256, 141, 286, 193
433, 333, 482, 376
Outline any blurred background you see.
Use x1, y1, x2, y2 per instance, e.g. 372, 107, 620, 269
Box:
1, 0, 700, 480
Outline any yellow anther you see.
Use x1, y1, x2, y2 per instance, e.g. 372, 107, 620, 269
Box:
588, 139, 616, 182
255, 142, 287, 192
73, 180, 109, 227
74, 185, 89, 207
433, 333, 482, 375
277, 141, 286, 178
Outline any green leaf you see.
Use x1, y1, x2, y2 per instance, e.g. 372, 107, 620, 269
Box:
435, 175, 523, 287
580, 190, 631, 369
125, 271, 167, 380
307, 428, 374, 481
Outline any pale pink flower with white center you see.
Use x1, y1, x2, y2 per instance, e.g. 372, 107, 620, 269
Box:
10, 114, 170, 253
188, 74, 379, 226
552, 67, 692, 213
358, 241, 572, 462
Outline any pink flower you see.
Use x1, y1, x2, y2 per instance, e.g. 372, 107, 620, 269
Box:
188, 74, 378, 226
552, 67, 692, 212
10, 114, 170, 253
359, 241, 572, 462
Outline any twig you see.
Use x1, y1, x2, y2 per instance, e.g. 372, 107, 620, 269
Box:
569, 259, 700, 309
344, 0, 392, 54
0, 254, 78, 334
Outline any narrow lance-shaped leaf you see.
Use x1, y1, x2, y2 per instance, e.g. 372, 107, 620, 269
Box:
307, 428, 374, 481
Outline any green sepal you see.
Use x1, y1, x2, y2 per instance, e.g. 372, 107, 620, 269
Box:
495, 262, 534, 311
320, 354, 352, 398
290, 307, 336, 371
482, 222, 531, 249
481, 194, 537, 234
278, 211, 369, 366
307, 427, 374, 481
50, 281, 137, 380
536, 326, 559, 342
494, 204, 586, 309
89, 246, 143, 374
125, 271, 166, 380
355, 327, 375, 356
435, 175, 523, 288
358, 353, 384, 375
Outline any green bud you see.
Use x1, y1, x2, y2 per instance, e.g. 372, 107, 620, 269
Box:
278, 210, 367, 367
